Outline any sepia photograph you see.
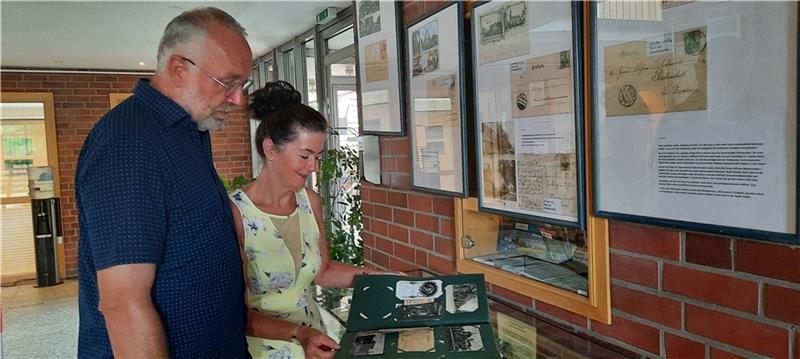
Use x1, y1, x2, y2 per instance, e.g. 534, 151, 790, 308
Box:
358, 0, 382, 38
448, 325, 484, 352
477, 1, 530, 64
411, 19, 440, 77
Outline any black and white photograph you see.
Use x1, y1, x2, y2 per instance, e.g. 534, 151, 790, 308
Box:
411, 19, 439, 77
351, 331, 386, 356
445, 283, 478, 313
358, 0, 381, 38
447, 325, 484, 352
397, 301, 442, 321
396, 279, 443, 300
476, 1, 529, 64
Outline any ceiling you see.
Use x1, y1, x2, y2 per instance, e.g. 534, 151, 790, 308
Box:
1, 1, 351, 72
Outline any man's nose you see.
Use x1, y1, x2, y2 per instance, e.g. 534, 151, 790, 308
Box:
227, 89, 247, 106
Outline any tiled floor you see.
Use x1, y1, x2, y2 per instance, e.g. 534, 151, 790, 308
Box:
2, 279, 78, 358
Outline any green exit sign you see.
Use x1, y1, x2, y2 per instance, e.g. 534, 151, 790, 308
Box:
316, 7, 338, 25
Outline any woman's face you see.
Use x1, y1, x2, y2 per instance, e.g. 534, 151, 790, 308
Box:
267, 128, 326, 190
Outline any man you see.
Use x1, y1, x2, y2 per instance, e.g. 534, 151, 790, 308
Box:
75, 7, 252, 358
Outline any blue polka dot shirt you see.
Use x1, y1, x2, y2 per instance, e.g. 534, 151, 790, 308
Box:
75, 80, 249, 358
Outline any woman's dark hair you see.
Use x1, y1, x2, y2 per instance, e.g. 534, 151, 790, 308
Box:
249, 81, 328, 158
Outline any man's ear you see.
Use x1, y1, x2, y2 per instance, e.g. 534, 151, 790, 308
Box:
167, 55, 191, 88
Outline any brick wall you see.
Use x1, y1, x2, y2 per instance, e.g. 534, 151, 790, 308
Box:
361, 2, 800, 358
1, 71, 253, 276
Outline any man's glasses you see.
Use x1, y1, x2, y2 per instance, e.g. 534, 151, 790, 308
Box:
180, 56, 253, 95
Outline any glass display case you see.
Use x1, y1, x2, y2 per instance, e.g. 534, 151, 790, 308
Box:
455, 197, 611, 323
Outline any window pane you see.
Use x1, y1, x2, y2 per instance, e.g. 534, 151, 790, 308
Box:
326, 27, 354, 54
0, 119, 48, 198
264, 59, 274, 83
304, 40, 318, 110
0, 102, 44, 120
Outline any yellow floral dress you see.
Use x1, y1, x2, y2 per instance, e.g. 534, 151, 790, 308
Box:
230, 188, 326, 359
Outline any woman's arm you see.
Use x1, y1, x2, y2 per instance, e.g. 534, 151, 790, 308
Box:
232, 200, 339, 357
306, 188, 404, 288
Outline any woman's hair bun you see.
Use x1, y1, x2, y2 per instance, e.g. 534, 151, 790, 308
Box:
250, 81, 302, 120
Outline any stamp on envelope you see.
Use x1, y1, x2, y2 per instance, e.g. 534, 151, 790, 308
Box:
618, 85, 637, 108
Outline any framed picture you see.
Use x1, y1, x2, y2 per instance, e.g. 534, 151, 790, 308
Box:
406, 2, 468, 196
472, 1, 586, 228
355, 0, 405, 136
591, 2, 799, 244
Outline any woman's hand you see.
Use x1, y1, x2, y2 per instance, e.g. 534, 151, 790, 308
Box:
296, 325, 340, 359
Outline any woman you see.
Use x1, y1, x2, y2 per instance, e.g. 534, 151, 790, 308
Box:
230, 81, 396, 359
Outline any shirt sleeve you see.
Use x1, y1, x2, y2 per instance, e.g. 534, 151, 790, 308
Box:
78, 134, 167, 270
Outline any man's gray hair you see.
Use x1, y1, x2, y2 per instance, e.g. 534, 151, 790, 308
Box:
156, 7, 247, 71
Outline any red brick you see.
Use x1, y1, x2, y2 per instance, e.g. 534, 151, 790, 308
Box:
686, 304, 788, 358
610, 253, 659, 288
664, 264, 758, 313
415, 250, 428, 267
390, 139, 410, 156
535, 300, 587, 328
387, 224, 409, 243
737, 239, 800, 283
609, 221, 680, 259
362, 203, 374, 217
371, 189, 388, 204
710, 348, 747, 359
409, 230, 434, 250
386, 191, 407, 207
432, 197, 454, 216
408, 194, 432, 212
371, 220, 388, 236
373, 205, 392, 221
396, 157, 411, 172
439, 218, 455, 238
372, 251, 390, 269
388, 257, 416, 273
611, 285, 681, 328
390, 174, 412, 190
764, 284, 800, 325
434, 237, 454, 257
665, 333, 705, 359
490, 284, 532, 308
591, 315, 660, 354
415, 213, 439, 233
393, 243, 416, 263
685, 233, 732, 269
393, 209, 414, 226
375, 237, 393, 253
428, 254, 455, 274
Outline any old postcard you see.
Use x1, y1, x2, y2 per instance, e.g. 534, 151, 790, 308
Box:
395, 280, 443, 300
510, 50, 574, 119
447, 325, 484, 352
604, 26, 708, 116
445, 283, 478, 314
414, 74, 458, 176
358, 0, 381, 38
481, 121, 517, 203
364, 40, 389, 82
411, 19, 440, 77
351, 332, 385, 356
397, 328, 435, 352
478, 1, 529, 65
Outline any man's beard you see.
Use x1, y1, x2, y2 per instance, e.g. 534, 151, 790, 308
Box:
195, 116, 224, 131
194, 104, 233, 131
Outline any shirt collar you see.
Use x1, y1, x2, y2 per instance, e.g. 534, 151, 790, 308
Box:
133, 79, 196, 129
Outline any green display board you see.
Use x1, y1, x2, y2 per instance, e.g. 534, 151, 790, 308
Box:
334, 274, 500, 358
